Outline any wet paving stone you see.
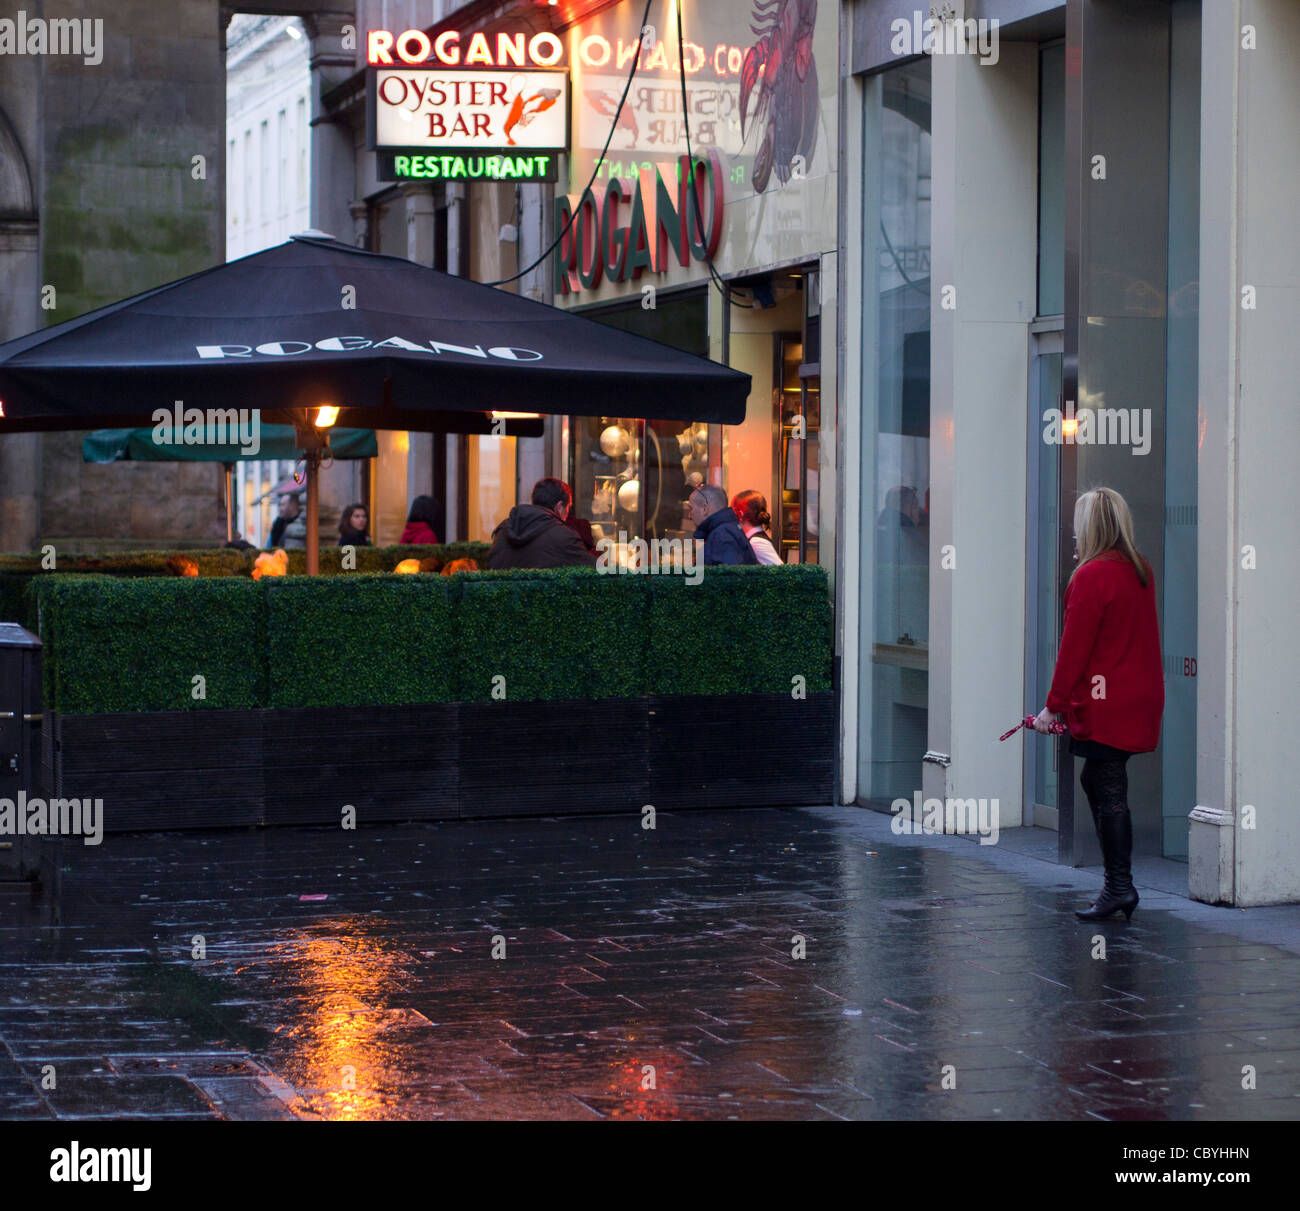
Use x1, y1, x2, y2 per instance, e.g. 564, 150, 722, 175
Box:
2, 806, 1300, 1119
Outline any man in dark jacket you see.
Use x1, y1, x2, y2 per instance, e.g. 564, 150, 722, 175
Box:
688, 484, 758, 566
487, 478, 599, 570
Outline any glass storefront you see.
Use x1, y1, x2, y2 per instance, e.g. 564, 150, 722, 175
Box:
552, 0, 836, 568
1160, 0, 1201, 859
1030, 8, 1198, 859
575, 270, 823, 564
858, 58, 931, 807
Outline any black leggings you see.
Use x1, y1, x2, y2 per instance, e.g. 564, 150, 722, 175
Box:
1079, 756, 1130, 819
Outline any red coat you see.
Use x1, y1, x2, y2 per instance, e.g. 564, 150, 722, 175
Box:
1046, 550, 1164, 752
400, 521, 438, 544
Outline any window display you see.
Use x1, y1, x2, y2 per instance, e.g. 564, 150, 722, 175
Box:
571, 415, 711, 557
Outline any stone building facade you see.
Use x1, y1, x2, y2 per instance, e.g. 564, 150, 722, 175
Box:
0, 0, 228, 552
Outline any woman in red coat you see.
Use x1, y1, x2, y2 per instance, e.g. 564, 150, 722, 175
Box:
1033, 487, 1164, 922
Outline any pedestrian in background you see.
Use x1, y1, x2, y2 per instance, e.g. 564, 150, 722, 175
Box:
270, 493, 303, 549
731, 489, 781, 565
337, 502, 371, 547
1033, 486, 1164, 922
400, 495, 444, 544
688, 484, 758, 566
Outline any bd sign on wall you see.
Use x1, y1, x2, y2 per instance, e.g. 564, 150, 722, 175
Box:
367, 28, 570, 158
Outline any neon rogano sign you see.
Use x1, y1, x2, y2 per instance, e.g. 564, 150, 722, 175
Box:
555, 151, 724, 295
367, 28, 566, 68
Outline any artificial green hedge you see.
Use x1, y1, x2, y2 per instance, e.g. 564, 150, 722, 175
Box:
36, 576, 267, 715
25, 565, 833, 714
265, 575, 459, 708
0, 543, 490, 634
646, 565, 833, 696
0, 543, 491, 581
457, 567, 649, 702
280, 543, 489, 576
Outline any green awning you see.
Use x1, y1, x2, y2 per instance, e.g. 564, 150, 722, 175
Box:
82, 425, 378, 464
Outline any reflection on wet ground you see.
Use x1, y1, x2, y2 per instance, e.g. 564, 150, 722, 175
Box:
2, 807, 1299, 1120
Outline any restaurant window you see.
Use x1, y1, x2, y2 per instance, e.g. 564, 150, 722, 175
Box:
858, 58, 932, 808
727, 265, 820, 563
1038, 40, 1065, 318
574, 290, 711, 552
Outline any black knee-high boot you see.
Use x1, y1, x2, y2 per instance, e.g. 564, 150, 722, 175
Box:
1075, 809, 1139, 921
1075, 760, 1139, 922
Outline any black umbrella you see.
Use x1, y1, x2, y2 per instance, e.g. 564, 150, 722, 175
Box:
0, 234, 748, 428
0, 233, 751, 570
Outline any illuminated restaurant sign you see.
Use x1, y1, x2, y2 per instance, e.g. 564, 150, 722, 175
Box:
554, 150, 725, 295
369, 68, 568, 151
366, 29, 565, 69
366, 27, 570, 154
378, 150, 558, 183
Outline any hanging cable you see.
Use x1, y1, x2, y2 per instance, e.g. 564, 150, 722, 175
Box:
485, 0, 655, 288
674, 0, 750, 308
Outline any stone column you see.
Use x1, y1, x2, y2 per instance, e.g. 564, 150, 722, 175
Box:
400, 183, 436, 512
0, 220, 40, 553
0, 62, 42, 554
304, 11, 356, 241
1191, 0, 1300, 905
445, 183, 469, 277
348, 199, 369, 249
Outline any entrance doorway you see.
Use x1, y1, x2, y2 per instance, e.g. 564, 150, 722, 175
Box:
1024, 332, 1063, 832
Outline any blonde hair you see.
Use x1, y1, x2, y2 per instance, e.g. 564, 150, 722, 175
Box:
1072, 487, 1149, 588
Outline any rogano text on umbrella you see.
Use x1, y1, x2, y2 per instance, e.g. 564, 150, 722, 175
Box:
194, 336, 544, 362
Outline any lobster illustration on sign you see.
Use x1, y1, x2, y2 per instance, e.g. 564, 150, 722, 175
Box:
584, 88, 640, 147
740, 0, 819, 193
503, 87, 563, 146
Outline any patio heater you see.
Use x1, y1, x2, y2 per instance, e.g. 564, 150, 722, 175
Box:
293, 406, 340, 576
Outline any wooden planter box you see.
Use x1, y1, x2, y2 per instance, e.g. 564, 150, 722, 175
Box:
43, 694, 835, 832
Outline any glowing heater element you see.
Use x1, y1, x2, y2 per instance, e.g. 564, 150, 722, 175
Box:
315, 406, 340, 428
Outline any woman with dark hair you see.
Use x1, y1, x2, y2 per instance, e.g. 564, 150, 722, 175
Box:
731, 489, 781, 565
400, 495, 443, 545
1033, 487, 1164, 922
337, 502, 371, 547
